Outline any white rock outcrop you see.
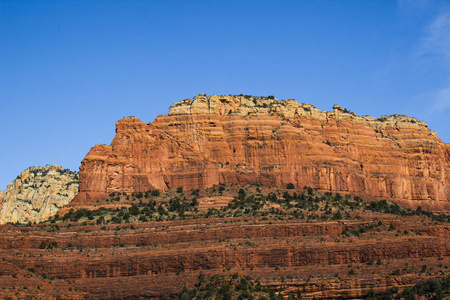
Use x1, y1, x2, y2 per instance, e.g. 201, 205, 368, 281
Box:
0, 165, 79, 224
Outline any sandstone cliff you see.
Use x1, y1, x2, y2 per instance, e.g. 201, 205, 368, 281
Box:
0, 165, 79, 224
77, 95, 450, 211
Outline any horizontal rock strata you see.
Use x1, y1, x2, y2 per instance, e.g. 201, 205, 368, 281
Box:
0, 215, 448, 299
77, 95, 450, 211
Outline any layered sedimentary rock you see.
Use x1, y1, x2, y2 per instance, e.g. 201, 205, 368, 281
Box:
1, 211, 449, 299
78, 95, 450, 211
0, 165, 79, 224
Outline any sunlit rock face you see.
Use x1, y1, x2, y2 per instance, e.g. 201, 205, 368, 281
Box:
0, 165, 79, 224
76, 94, 450, 211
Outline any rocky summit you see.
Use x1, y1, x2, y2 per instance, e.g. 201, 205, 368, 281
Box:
0, 165, 79, 224
76, 94, 450, 211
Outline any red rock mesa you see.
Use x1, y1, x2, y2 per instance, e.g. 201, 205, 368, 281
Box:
76, 95, 450, 211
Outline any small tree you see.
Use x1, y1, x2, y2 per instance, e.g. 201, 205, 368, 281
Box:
129, 204, 140, 216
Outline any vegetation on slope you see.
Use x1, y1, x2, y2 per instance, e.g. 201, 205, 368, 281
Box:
169, 273, 450, 300
365, 275, 450, 300
173, 272, 301, 300
51, 184, 450, 227
1, 184, 449, 299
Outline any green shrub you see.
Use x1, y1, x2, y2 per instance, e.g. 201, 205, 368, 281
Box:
286, 183, 295, 189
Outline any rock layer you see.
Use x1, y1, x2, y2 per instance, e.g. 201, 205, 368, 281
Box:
0, 165, 79, 224
0, 213, 449, 299
77, 95, 450, 211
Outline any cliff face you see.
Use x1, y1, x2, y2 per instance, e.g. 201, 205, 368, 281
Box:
78, 95, 450, 211
0, 165, 79, 224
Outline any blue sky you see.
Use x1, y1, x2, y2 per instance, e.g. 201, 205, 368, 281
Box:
1, 0, 450, 189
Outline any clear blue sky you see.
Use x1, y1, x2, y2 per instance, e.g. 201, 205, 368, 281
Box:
1, 0, 450, 190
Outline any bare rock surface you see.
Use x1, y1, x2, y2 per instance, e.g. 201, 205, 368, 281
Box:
76, 94, 450, 211
0, 165, 78, 224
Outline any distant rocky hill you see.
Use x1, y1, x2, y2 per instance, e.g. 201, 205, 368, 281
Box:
0, 165, 78, 224
75, 94, 450, 211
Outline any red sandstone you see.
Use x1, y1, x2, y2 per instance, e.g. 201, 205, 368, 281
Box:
75, 95, 450, 211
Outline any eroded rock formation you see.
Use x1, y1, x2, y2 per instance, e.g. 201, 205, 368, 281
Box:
77, 95, 450, 211
0, 165, 79, 224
